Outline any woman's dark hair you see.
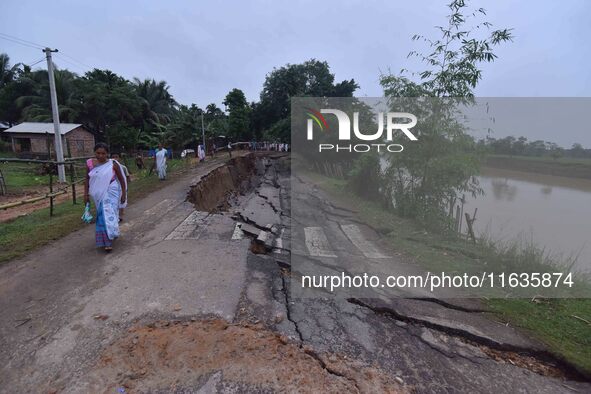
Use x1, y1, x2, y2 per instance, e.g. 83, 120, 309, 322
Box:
94, 142, 109, 153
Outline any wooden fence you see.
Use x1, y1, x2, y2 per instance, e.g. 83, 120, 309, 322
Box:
0, 157, 90, 216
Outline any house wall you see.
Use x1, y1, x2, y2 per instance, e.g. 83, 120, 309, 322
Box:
65, 127, 95, 157
6, 127, 95, 158
30, 135, 54, 154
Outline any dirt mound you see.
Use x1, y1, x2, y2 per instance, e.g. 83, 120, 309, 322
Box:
83, 319, 406, 393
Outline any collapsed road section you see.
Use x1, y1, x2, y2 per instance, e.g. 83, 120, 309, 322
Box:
1, 152, 589, 393
180, 152, 590, 393
187, 153, 289, 255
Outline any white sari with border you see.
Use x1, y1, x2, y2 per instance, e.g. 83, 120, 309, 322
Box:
89, 159, 120, 240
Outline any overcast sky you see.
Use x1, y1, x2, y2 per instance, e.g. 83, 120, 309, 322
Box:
1, 0, 590, 145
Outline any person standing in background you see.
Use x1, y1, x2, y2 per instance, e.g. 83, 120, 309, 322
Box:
155, 143, 167, 180
135, 153, 145, 170
198, 144, 206, 162
111, 153, 130, 221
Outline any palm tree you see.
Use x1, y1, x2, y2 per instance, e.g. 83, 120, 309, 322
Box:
0, 53, 20, 88
16, 68, 78, 122
133, 78, 178, 148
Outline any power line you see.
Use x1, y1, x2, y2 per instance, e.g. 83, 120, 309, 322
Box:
28, 57, 46, 68
53, 53, 90, 73
0, 32, 48, 49
0, 32, 100, 72
0, 34, 43, 50
58, 52, 93, 70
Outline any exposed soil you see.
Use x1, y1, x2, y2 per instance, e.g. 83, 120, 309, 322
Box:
0, 187, 73, 223
187, 154, 258, 212
480, 346, 568, 379
80, 319, 406, 393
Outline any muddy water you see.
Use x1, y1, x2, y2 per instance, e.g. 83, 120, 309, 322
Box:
464, 167, 591, 273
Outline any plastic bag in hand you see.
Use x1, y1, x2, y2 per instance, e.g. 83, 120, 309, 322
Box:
81, 202, 93, 223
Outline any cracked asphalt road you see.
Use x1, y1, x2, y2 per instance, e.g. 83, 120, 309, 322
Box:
238, 157, 591, 393
0, 152, 589, 393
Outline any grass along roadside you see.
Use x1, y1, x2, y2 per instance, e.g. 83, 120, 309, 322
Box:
0, 161, 58, 193
305, 170, 591, 376
0, 158, 194, 263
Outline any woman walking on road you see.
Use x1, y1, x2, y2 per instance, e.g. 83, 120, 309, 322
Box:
84, 143, 127, 252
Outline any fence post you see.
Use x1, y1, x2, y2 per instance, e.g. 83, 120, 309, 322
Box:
0, 169, 6, 195
49, 169, 54, 217
465, 208, 478, 243
70, 163, 76, 204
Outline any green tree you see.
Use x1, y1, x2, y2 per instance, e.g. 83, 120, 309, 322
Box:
525, 140, 546, 156
254, 59, 358, 142
203, 103, 228, 138
69, 69, 143, 148
513, 136, 528, 155
570, 143, 585, 158
377, 0, 513, 227
162, 104, 201, 150
404, 0, 513, 97
0, 53, 19, 89
223, 88, 250, 140
17, 68, 78, 122
0, 55, 33, 126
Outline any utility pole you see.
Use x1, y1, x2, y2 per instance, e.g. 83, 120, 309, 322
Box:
44, 48, 66, 182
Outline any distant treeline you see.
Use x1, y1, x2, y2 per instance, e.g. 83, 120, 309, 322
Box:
0, 53, 357, 151
478, 136, 591, 159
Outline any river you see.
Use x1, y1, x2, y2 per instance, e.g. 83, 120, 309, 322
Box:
464, 167, 591, 273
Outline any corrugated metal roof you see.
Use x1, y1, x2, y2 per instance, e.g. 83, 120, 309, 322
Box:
1, 122, 83, 135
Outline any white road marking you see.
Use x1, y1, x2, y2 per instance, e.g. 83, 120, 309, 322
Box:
231, 223, 244, 240
304, 227, 337, 258
165, 211, 211, 240
144, 199, 179, 216
257, 230, 269, 243
273, 228, 284, 251
340, 224, 390, 259
121, 199, 180, 233
257, 224, 272, 243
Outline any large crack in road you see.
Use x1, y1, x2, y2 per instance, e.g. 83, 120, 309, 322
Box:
227, 154, 590, 393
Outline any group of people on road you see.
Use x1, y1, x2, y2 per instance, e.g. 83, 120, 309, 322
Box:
84, 139, 273, 252
249, 141, 289, 152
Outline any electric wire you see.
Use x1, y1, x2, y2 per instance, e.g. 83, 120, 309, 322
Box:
27, 57, 46, 68
0, 32, 47, 50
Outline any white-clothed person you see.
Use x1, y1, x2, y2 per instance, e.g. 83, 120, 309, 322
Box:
155, 143, 167, 180
198, 144, 206, 162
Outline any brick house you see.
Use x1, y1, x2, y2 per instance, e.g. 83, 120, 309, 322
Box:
0, 122, 95, 158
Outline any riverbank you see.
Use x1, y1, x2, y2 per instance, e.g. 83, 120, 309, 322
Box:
485, 155, 591, 180
306, 170, 591, 376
